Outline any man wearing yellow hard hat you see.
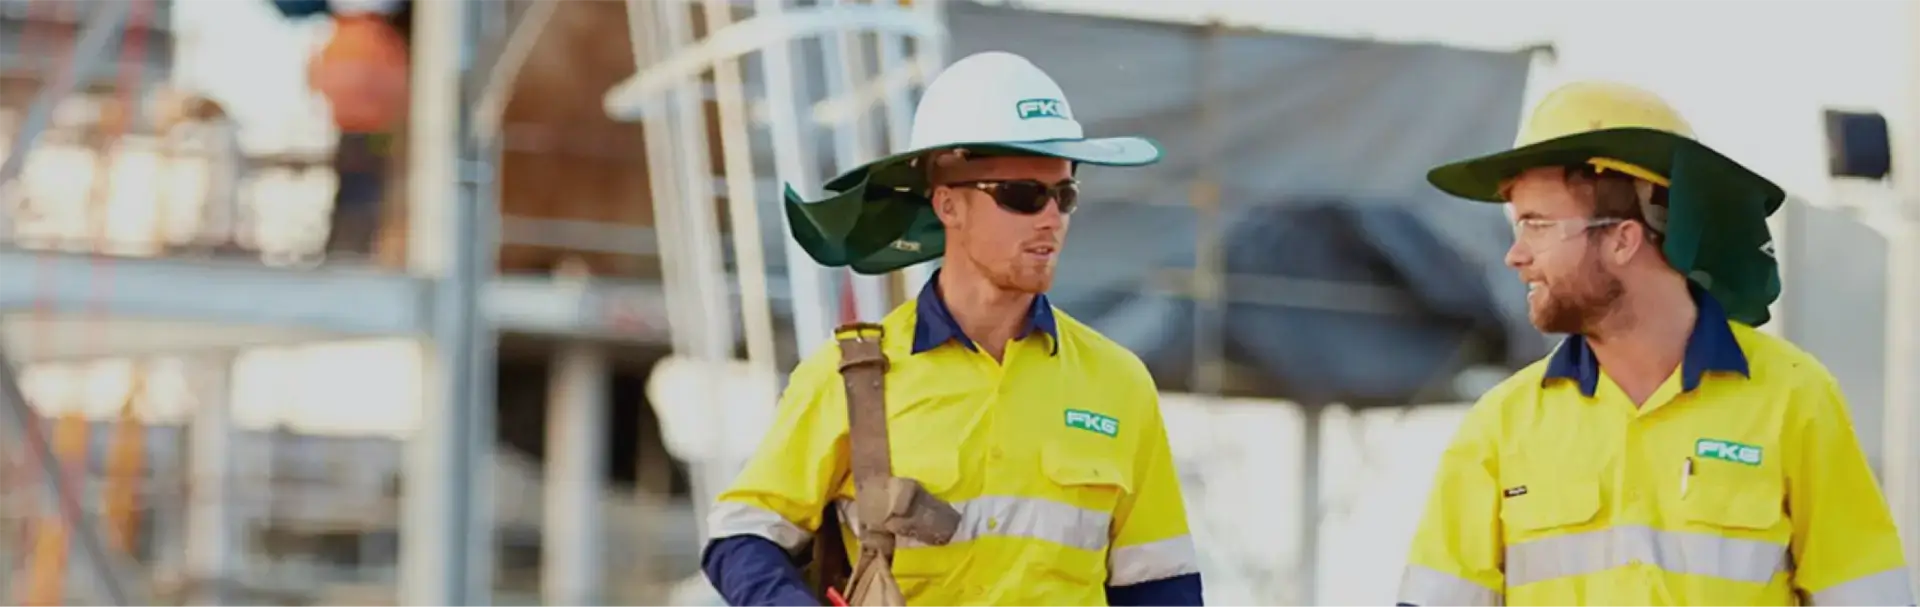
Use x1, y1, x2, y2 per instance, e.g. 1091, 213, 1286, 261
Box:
1398, 81, 1914, 606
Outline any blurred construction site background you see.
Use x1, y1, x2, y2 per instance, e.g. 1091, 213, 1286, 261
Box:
0, 0, 1916, 605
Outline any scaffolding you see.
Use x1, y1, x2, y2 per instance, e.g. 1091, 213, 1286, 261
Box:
601, 1, 946, 602
0, 0, 948, 604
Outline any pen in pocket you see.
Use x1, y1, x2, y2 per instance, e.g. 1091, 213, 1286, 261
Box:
1680, 456, 1694, 497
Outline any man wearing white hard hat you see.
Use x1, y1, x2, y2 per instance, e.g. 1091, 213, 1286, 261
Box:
701, 51, 1205, 606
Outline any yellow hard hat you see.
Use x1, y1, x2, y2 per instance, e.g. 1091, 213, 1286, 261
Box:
1426, 80, 1782, 212
1427, 80, 1789, 328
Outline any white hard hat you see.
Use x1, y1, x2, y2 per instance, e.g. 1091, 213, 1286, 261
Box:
782, 51, 1161, 275
905, 51, 1160, 166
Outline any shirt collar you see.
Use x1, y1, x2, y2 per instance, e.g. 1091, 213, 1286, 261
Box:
1543, 282, 1751, 397
910, 270, 1060, 356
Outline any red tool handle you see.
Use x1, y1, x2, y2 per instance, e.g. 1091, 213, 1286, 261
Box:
826, 587, 849, 607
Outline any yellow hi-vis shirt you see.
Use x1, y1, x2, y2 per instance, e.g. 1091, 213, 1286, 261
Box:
1400, 288, 1914, 606
709, 286, 1201, 605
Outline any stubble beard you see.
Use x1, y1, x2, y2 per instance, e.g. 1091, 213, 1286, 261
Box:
990, 260, 1055, 295
1531, 256, 1625, 336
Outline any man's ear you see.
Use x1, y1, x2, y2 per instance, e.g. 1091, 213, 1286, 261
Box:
1611, 221, 1652, 265
931, 187, 963, 227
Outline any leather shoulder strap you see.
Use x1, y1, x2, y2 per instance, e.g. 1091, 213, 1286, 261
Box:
836, 322, 893, 481
834, 323, 895, 550
829, 322, 962, 606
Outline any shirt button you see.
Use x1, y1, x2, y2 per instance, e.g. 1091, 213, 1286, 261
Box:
987, 517, 1000, 531
991, 447, 1005, 460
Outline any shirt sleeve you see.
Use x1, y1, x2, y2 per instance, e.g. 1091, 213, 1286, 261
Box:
1785, 372, 1915, 606
1399, 386, 1508, 606
701, 344, 849, 605
1105, 380, 1204, 602
702, 535, 822, 607
1108, 573, 1203, 606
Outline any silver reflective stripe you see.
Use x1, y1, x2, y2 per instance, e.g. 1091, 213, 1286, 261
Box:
707, 501, 811, 552
1809, 567, 1917, 606
834, 495, 1111, 551
1109, 535, 1201, 586
1398, 564, 1503, 606
1505, 525, 1789, 587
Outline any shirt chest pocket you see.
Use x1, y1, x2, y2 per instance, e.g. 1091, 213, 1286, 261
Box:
1034, 442, 1133, 586
1501, 479, 1603, 543
1040, 441, 1134, 515
1681, 475, 1785, 534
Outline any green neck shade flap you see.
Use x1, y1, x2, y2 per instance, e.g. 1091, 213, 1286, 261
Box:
1661, 148, 1781, 327
783, 168, 946, 275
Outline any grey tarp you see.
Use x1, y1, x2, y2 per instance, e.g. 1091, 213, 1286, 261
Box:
757, 1, 1550, 405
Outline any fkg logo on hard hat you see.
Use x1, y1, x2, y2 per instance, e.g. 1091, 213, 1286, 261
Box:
1016, 98, 1072, 121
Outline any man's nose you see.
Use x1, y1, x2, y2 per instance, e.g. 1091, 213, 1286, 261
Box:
1504, 237, 1530, 270
1032, 198, 1066, 229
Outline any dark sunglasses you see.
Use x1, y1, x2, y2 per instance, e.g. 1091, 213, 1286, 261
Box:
941, 179, 1080, 215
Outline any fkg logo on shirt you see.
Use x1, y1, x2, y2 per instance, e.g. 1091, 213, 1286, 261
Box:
1696, 438, 1763, 466
1065, 409, 1119, 438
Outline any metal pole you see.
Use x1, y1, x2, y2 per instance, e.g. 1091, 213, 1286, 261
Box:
181, 355, 235, 606
1881, 219, 1920, 582
691, 0, 787, 553
757, 0, 836, 352
542, 341, 609, 606
695, 0, 785, 558
1891, 0, 1920, 577
703, 0, 779, 380
458, 2, 502, 598
879, 6, 917, 152
875, 0, 933, 299
820, 0, 891, 319
895, 0, 944, 298
0, 0, 134, 237
657, 0, 735, 358
625, 0, 738, 547
1901, 0, 1920, 219
626, 0, 714, 544
627, 0, 698, 357
1189, 22, 1226, 397
399, 0, 495, 602
909, 0, 948, 96
655, 0, 740, 547
821, 0, 873, 180
471, 0, 559, 141
0, 351, 148, 605
1297, 404, 1322, 606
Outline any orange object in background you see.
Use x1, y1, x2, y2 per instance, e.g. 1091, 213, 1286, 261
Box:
23, 412, 90, 606
309, 13, 409, 133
